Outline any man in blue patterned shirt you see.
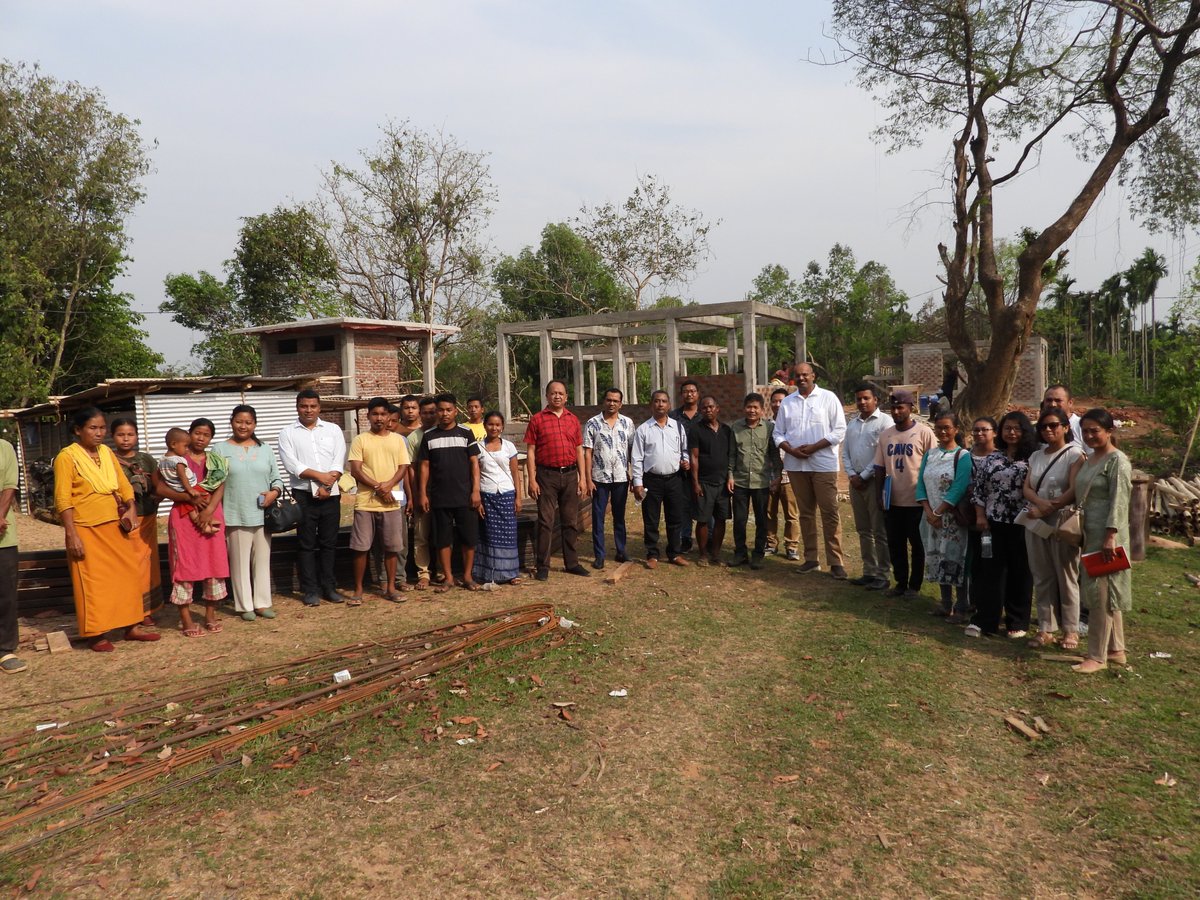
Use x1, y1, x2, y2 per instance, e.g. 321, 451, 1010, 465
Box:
583, 387, 634, 570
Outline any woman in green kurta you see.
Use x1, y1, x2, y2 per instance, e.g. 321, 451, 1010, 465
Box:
1072, 408, 1132, 673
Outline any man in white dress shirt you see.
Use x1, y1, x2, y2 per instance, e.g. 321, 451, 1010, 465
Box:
277, 389, 350, 606
842, 382, 894, 590
631, 390, 691, 569
774, 363, 848, 578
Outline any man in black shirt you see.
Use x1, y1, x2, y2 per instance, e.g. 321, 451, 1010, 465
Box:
418, 393, 482, 593
689, 396, 734, 566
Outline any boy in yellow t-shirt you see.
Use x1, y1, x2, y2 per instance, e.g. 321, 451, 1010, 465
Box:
348, 398, 411, 603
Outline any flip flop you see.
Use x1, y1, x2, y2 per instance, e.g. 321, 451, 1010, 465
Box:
383, 591, 406, 604
180, 626, 204, 638
347, 594, 364, 607
508, 577, 524, 585
461, 581, 481, 592
432, 584, 451, 595
203, 621, 223, 634
397, 583, 415, 592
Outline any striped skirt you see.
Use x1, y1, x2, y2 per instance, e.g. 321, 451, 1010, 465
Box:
473, 490, 520, 583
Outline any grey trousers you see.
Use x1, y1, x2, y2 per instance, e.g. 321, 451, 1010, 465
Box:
1026, 529, 1080, 635
226, 526, 272, 613
1086, 575, 1126, 664
848, 482, 889, 579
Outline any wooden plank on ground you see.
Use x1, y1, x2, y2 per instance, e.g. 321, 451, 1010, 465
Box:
604, 561, 637, 585
1039, 652, 1085, 662
1004, 715, 1041, 741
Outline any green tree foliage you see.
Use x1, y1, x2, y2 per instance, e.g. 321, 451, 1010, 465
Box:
490, 222, 635, 410
230, 206, 342, 322
575, 174, 716, 307
319, 121, 495, 334
161, 205, 343, 374
832, 1, 1200, 419
495, 223, 633, 321
161, 271, 258, 374
756, 247, 914, 397
1152, 260, 1200, 436
0, 61, 155, 407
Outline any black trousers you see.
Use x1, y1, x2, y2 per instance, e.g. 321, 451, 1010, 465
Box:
0, 547, 17, 654
885, 505, 925, 591
732, 486, 769, 558
642, 471, 685, 560
970, 520, 1032, 634
296, 490, 340, 595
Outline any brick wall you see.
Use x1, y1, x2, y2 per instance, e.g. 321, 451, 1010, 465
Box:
903, 339, 1048, 405
353, 332, 401, 397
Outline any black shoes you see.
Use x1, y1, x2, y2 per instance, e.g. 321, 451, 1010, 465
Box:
535, 568, 549, 581
301, 594, 320, 607
592, 559, 605, 570
566, 565, 591, 577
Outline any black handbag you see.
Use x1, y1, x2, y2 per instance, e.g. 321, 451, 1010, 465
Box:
263, 486, 302, 534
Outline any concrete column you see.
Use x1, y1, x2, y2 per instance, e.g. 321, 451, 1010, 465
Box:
421, 330, 436, 393
758, 339, 769, 385
709, 352, 720, 375
539, 330, 553, 395
627, 361, 639, 405
651, 345, 662, 393
588, 360, 598, 405
496, 329, 511, 422
665, 318, 680, 388
727, 328, 739, 374
612, 338, 626, 399
741, 313, 757, 396
572, 341, 585, 406
794, 322, 807, 368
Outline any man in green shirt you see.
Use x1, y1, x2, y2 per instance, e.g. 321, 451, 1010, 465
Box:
1, 439, 28, 674
727, 393, 781, 569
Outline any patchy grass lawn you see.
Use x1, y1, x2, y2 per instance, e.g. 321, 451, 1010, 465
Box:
2, 504, 1199, 898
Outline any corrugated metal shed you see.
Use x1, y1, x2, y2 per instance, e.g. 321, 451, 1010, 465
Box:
140, 392, 306, 515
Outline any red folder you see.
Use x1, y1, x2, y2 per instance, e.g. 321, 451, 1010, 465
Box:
1081, 546, 1131, 578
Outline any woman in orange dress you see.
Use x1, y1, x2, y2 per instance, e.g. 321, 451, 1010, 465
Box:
54, 407, 161, 652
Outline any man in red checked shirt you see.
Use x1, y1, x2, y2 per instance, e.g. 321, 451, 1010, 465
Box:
524, 380, 590, 581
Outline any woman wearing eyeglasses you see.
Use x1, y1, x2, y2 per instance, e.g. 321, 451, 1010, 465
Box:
1022, 409, 1087, 648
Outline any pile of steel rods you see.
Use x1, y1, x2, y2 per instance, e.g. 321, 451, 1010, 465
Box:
0, 603, 559, 858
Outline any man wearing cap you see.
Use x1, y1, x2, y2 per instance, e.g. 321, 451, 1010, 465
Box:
774, 362, 848, 578
873, 389, 935, 598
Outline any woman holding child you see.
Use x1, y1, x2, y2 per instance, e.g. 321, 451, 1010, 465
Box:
215, 405, 283, 621
54, 407, 161, 651
156, 418, 229, 636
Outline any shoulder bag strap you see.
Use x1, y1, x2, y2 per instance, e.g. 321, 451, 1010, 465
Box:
1034, 446, 1074, 494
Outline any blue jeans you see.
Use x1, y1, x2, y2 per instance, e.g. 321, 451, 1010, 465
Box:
591, 480, 629, 562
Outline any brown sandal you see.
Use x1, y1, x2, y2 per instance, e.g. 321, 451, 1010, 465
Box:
1028, 632, 1057, 648
1061, 632, 1079, 650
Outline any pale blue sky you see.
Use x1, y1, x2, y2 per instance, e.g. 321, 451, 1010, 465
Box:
6, 1, 1194, 365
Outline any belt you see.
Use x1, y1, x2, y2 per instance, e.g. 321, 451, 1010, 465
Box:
643, 470, 679, 478
537, 464, 577, 473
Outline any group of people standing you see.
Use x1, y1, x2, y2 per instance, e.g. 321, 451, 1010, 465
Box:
864, 382, 1134, 673
0, 371, 1135, 676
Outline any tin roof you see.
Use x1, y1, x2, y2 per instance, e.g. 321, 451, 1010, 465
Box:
231, 317, 460, 338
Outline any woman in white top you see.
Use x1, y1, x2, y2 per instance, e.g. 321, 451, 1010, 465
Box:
1022, 408, 1087, 648
473, 411, 523, 585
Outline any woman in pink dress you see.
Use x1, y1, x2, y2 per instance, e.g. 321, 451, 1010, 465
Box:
156, 418, 229, 636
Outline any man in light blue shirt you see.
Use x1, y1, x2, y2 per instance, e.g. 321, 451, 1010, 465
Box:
631, 390, 691, 569
842, 382, 894, 590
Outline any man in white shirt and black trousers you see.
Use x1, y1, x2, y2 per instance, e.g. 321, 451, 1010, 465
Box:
277, 389, 351, 606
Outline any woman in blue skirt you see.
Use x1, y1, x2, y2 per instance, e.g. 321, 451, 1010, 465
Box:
473, 411, 524, 585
